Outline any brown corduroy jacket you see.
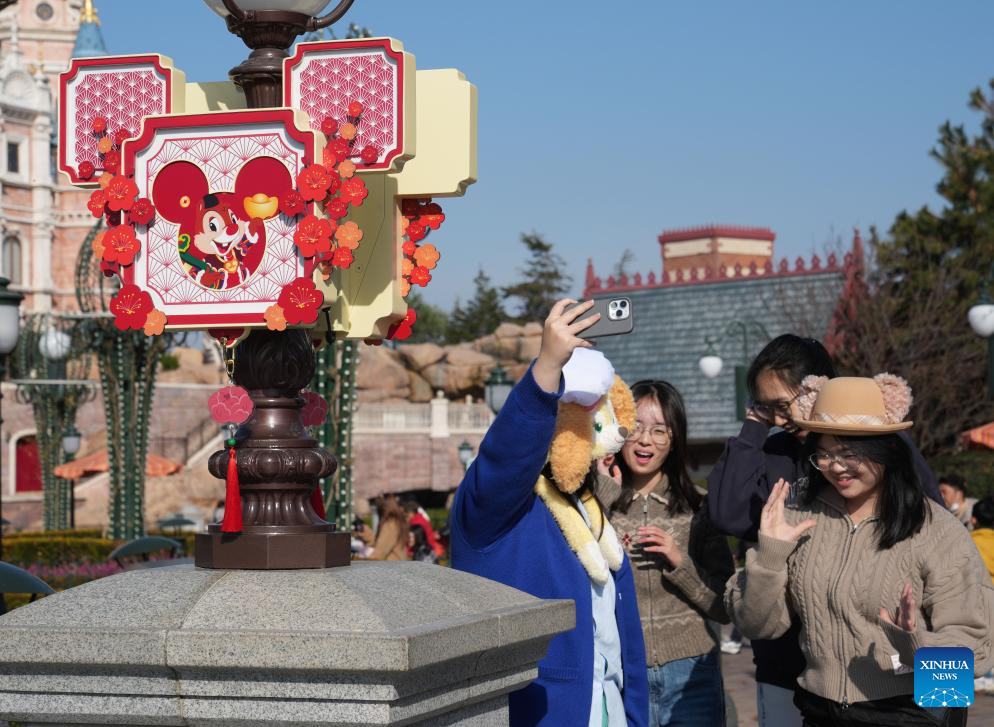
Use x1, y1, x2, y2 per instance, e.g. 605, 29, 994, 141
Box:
597, 475, 734, 667
726, 488, 994, 705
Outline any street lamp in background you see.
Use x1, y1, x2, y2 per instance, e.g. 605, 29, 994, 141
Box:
62, 425, 82, 529
698, 320, 771, 420
458, 440, 474, 472
0, 277, 23, 562
484, 364, 512, 415
968, 275, 994, 399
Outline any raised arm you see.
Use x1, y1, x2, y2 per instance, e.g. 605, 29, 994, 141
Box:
706, 418, 776, 540
451, 299, 600, 551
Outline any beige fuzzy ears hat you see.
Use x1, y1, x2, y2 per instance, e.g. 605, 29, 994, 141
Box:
795, 374, 913, 435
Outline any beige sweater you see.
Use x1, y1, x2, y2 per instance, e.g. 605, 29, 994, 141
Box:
726, 488, 994, 705
597, 475, 734, 667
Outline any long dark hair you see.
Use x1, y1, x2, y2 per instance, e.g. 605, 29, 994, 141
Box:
616, 380, 701, 514
747, 335, 837, 398
801, 433, 929, 549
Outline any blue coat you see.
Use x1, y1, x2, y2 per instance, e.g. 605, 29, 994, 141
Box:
451, 367, 649, 727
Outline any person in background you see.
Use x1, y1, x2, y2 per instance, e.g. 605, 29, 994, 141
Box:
938, 474, 976, 530
409, 524, 438, 563
727, 374, 991, 727
402, 498, 446, 559
706, 334, 941, 727
358, 494, 410, 560
598, 379, 733, 726
972, 495, 994, 693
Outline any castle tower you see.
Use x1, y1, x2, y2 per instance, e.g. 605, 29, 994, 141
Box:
0, 0, 102, 312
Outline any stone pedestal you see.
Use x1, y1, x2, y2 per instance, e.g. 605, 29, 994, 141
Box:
0, 562, 573, 726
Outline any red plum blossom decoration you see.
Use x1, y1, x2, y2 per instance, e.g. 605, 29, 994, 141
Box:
301, 392, 329, 427
277, 277, 324, 326
109, 284, 153, 331
209, 386, 254, 426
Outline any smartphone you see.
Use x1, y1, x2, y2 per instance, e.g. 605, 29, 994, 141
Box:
566, 297, 635, 339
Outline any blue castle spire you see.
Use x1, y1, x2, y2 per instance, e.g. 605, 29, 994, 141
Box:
72, 0, 107, 58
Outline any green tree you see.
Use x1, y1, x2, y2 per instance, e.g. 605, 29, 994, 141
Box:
831, 80, 994, 456
447, 269, 507, 342
405, 289, 449, 344
503, 233, 572, 324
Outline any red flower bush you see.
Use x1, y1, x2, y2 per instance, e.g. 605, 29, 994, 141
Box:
348, 100, 364, 117
325, 138, 351, 165
280, 189, 304, 217
208, 385, 254, 426
78, 161, 95, 179
102, 150, 121, 174
332, 247, 354, 269
410, 265, 432, 287
113, 129, 131, 148
421, 202, 445, 230
102, 225, 141, 266
321, 117, 339, 136
388, 308, 417, 341
87, 190, 107, 218
293, 215, 333, 258
109, 284, 153, 331
105, 175, 139, 212
406, 219, 428, 242
326, 197, 349, 220
296, 164, 333, 202
360, 146, 379, 165
277, 277, 324, 325
402, 240, 416, 256
91, 116, 107, 134
341, 177, 368, 207
130, 197, 155, 225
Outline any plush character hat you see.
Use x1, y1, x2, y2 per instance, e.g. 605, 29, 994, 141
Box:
795, 374, 913, 435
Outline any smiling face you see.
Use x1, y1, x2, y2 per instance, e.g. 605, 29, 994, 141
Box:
194, 202, 247, 258
620, 395, 671, 477
754, 369, 807, 439
813, 435, 884, 503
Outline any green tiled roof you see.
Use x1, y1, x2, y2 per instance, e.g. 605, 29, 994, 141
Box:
592, 272, 844, 441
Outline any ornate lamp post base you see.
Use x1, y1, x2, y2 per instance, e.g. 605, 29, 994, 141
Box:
195, 329, 350, 569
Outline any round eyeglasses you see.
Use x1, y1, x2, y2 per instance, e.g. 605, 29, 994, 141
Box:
808, 451, 863, 471
626, 422, 671, 445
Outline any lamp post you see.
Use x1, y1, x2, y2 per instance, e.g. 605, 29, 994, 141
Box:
457, 440, 474, 472
204, 0, 356, 107
968, 264, 994, 399
0, 277, 23, 562
62, 424, 81, 530
484, 363, 512, 415
698, 320, 771, 420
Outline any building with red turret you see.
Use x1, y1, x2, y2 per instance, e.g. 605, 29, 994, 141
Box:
587, 224, 862, 469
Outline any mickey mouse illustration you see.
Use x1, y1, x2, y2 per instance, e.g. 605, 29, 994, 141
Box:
152, 157, 293, 289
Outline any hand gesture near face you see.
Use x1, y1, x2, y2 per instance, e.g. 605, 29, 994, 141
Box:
879, 582, 917, 632
532, 299, 600, 393
760, 479, 817, 543
597, 454, 622, 486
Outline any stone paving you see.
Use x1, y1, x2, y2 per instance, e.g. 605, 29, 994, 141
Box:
720, 639, 994, 725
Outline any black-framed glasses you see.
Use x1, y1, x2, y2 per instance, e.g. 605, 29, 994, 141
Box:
808, 451, 863, 471
626, 422, 671, 445
753, 389, 803, 420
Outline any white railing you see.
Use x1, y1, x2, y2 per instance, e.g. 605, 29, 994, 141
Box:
354, 400, 493, 436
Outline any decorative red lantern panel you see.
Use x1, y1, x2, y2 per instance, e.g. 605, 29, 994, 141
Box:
59, 54, 185, 186
121, 109, 322, 329
284, 38, 415, 174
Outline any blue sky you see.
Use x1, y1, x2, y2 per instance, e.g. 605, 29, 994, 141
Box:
95, 0, 994, 311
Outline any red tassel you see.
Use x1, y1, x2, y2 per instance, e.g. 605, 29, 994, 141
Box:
310, 487, 327, 520
221, 446, 242, 533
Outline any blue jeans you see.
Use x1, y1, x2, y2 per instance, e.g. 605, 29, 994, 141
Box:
648, 651, 725, 726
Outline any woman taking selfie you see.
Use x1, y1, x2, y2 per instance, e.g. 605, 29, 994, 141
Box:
599, 380, 734, 726
726, 375, 993, 727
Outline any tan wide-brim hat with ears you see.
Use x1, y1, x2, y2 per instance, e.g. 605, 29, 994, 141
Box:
794, 374, 913, 435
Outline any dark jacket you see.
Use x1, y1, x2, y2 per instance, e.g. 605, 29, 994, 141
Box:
706, 419, 941, 689
451, 366, 649, 727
